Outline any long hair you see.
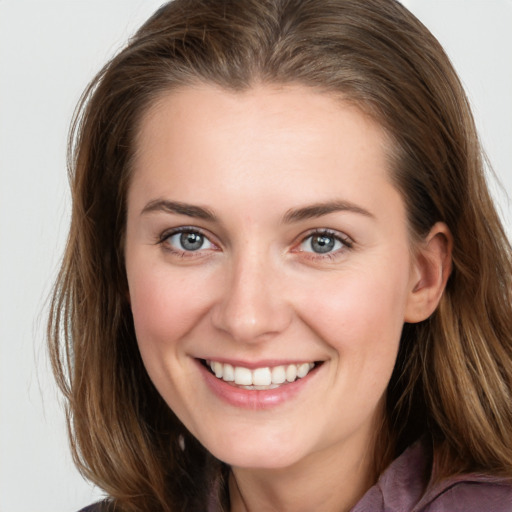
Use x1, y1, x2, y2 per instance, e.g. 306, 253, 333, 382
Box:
48, 0, 512, 510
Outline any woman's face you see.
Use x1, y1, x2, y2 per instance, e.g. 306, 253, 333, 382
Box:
125, 84, 422, 470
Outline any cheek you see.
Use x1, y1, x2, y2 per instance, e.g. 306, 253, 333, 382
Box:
297, 264, 410, 367
127, 265, 215, 355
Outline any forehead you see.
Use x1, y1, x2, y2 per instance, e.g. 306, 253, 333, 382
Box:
129, 83, 401, 222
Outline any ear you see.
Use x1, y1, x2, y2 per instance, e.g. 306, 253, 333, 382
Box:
405, 222, 453, 323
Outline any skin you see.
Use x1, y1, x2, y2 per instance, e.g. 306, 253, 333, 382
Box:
124, 84, 451, 511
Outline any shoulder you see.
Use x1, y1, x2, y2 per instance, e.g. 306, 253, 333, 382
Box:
351, 440, 512, 512
351, 441, 431, 512
416, 475, 512, 512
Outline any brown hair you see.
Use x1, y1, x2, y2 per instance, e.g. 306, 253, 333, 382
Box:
48, 0, 512, 510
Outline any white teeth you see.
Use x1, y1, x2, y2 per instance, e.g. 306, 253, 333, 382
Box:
286, 365, 297, 382
271, 365, 286, 384
213, 361, 223, 378
207, 360, 316, 387
253, 367, 272, 386
234, 366, 253, 386
297, 363, 310, 378
223, 363, 234, 382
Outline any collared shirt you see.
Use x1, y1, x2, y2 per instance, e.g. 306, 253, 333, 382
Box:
80, 440, 512, 511
351, 440, 512, 511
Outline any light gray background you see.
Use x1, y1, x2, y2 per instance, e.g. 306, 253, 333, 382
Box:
0, 1, 510, 511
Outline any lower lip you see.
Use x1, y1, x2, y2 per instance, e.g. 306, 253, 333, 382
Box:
196, 360, 320, 410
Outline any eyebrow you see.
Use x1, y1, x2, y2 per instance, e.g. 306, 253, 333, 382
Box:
140, 198, 373, 223
141, 199, 217, 221
283, 200, 374, 223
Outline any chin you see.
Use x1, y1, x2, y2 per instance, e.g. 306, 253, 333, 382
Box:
201, 431, 310, 470
215, 450, 301, 470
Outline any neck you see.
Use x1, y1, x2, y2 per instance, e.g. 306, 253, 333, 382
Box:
228, 429, 381, 512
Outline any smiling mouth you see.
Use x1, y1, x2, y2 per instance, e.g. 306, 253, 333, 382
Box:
202, 359, 320, 390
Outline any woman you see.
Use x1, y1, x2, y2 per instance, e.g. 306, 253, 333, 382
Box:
48, 0, 512, 510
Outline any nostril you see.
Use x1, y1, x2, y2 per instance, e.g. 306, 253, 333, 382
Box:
210, 296, 293, 343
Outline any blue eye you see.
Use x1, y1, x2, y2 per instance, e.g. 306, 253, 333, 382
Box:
299, 232, 348, 254
166, 230, 213, 252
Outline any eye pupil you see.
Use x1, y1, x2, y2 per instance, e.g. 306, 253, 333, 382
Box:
180, 232, 204, 251
311, 235, 335, 253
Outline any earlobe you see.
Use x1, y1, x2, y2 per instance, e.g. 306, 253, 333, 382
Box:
404, 222, 453, 323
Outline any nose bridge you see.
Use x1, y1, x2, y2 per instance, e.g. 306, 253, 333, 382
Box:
212, 243, 291, 342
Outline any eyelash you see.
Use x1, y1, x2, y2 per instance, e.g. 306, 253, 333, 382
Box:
295, 229, 353, 260
157, 227, 216, 257
156, 227, 353, 259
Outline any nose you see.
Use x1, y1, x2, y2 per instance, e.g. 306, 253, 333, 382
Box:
211, 251, 292, 343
